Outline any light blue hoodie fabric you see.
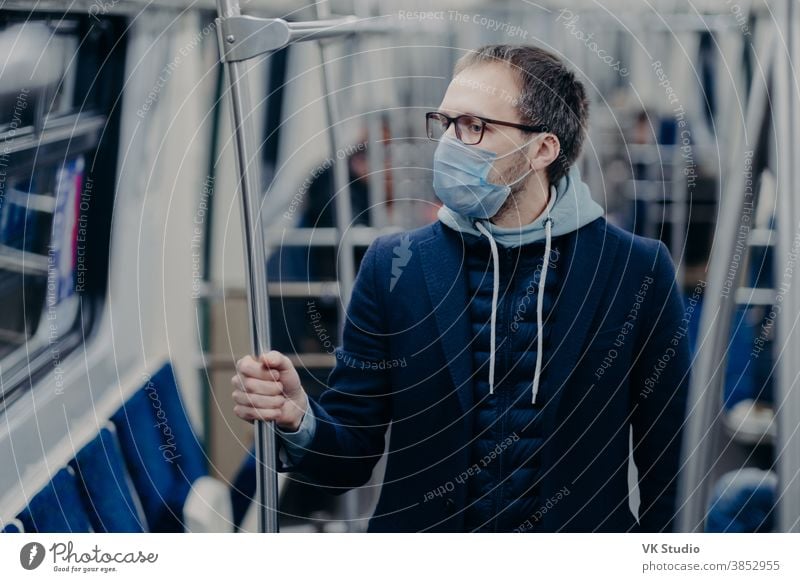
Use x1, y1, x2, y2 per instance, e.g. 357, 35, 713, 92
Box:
437, 164, 604, 246
276, 401, 316, 465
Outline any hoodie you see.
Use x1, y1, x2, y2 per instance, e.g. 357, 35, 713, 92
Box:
437, 164, 604, 404
275, 165, 605, 462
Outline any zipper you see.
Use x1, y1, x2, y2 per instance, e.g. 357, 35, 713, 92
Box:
492, 245, 516, 532
502, 246, 516, 375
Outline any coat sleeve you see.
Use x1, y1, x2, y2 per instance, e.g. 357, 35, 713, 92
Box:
630, 240, 691, 532
275, 238, 392, 494
275, 404, 316, 465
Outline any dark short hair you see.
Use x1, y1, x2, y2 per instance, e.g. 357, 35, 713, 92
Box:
453, 44, 589, 183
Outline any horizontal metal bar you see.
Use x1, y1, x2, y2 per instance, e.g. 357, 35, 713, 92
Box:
583, 12, 747, 33
192, 284, 239, 301
266, 226, 402, 247
287, 18, 360, 31
735, 287, 777, 306
0, 245, 49, 275
0, 113, 106, 153
217, 15, 392, 62
748, 228, 776, 247
194, 282, 344, 301
267, 281, 340, 298
194, 281, 343, 300
5, 191, 57, 214
624, 142, 722, 153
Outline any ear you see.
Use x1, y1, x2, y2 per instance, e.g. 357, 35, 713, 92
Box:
526, 133, 561, 174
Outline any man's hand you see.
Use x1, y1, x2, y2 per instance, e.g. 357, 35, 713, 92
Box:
231, 350, 309, 431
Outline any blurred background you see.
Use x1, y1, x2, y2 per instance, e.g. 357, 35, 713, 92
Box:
0, 0, 797, 534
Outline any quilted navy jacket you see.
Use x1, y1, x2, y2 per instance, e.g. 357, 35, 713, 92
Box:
461, 233, 562, 532
276, 216, 691, 533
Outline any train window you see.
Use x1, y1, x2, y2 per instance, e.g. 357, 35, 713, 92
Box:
0, 14, 123, 407
0, 156, 85, 358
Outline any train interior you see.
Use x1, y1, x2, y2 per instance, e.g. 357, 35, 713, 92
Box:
0, 0, 797, 534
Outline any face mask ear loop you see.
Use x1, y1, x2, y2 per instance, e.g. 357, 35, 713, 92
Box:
500, 163, 535, 189
492, 131, 543, 161
494, 132, 542, 188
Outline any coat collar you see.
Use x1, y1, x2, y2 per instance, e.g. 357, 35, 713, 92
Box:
420, 218, 619, 432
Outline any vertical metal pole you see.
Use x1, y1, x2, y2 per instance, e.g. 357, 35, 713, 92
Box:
677, 24, 776, 533
215, 0, 279, 533
315, 1, 356, 307
789, 0, 800, 532
775, 0, 800, 533
315, 0, 359, 532
670, 143, 687, 287
381, 0, 401, 228
356, 0, 389, 229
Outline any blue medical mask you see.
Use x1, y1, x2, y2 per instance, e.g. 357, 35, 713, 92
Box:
432, 134, 535, 219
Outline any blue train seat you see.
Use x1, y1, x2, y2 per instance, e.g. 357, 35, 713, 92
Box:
1, 518, 24, 533
69, 425, 147, 532
16, 466, 93, 533
706, 469, 777, 532
111, 362, 224, 531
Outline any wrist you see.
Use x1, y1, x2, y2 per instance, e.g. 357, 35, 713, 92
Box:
281, 390, 308, 432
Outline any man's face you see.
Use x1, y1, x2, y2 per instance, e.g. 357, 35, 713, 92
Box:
437, 62, 534, 192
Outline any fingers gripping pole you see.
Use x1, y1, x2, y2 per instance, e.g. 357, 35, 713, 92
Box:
216, 0, 279, 533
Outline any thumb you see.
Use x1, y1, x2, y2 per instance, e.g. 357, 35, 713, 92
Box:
260, 350, 286, 370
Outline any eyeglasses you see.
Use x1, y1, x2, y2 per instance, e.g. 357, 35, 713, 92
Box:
425, 111, 548, 145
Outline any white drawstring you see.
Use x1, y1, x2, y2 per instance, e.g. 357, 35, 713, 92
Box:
532, 216, 553, 404
473, 212, 553, 404
474, 220, 499, 395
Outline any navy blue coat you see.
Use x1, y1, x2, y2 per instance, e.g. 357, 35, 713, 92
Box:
276, 216, 691, 532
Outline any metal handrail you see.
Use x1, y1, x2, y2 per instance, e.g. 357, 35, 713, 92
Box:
217, 15, 392, 62
774, 0, 800, 533
214, 0, 393, 534
676, 18, 777, 532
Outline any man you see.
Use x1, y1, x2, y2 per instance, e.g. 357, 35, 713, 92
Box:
232, 44, 691, 533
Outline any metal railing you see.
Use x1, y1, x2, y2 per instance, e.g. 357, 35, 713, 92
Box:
214, 0, 394, 533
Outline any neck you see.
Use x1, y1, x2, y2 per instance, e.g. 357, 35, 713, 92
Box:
490, 174, 551, 228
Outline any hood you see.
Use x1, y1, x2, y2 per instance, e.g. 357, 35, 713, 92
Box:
437, 164, 604, 247
435, 164, 604, 405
